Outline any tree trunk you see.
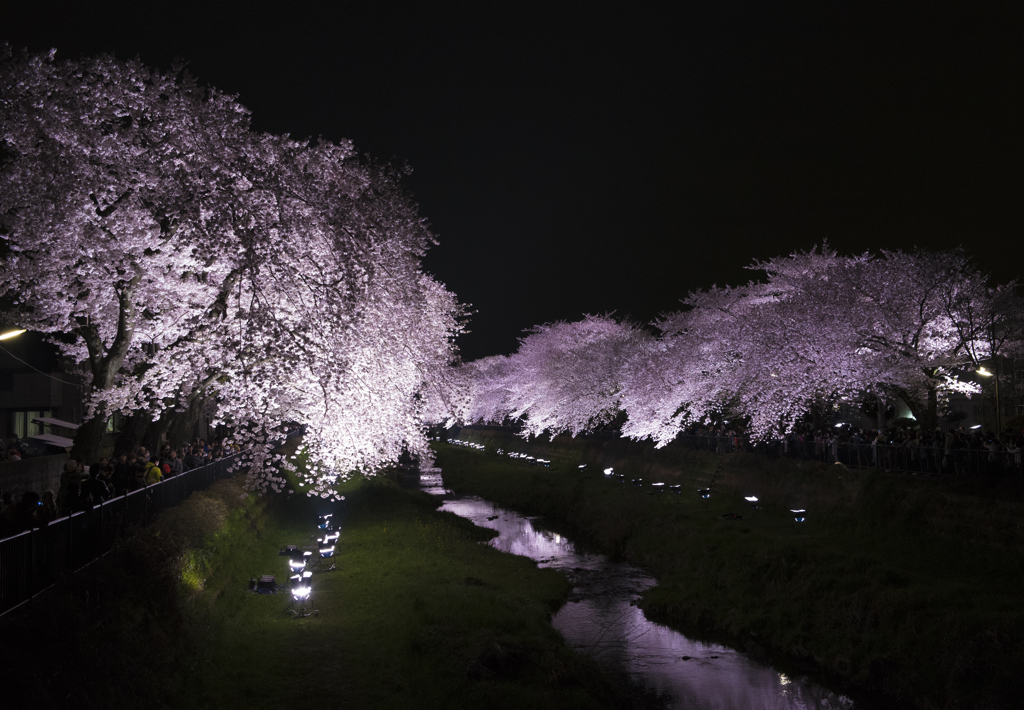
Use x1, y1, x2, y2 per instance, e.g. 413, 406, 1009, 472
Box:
70, 412, 108, 463
924, 384, 938, 433
166, 395, 207, 447
115, 412, 151, 456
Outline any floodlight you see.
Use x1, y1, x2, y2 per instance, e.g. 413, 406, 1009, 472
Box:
790, 509, 806, 523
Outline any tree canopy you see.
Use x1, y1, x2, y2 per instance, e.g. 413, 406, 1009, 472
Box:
0, 46, 462, 494
443, 246, 1022, 443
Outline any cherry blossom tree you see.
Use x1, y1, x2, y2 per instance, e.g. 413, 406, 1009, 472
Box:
1, 46, 463, 492
620, 246, 1012, 443
442, 315, 650, 438
451, 246, 1020, 448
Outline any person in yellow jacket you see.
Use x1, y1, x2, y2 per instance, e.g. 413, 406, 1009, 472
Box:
144, 458, 163, 485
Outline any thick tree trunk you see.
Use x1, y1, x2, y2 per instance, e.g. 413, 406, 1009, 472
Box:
71, 276, 141, 461
923, 385, 938, 433
166, 395, 207, 447
70, 412, 109, 463
895, 377, 939, 434
115, 412, 151, 456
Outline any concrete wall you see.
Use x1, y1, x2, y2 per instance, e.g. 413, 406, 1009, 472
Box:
0, 454, 68, 496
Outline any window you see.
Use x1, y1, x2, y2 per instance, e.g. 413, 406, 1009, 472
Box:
11, 410, 54, 439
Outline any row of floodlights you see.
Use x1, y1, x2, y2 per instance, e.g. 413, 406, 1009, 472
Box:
454, 440, 551, 467
254, 512, 341, 617
595, 467, 808, 523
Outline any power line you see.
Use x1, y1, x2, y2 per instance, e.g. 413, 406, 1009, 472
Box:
0, 343, 84, 388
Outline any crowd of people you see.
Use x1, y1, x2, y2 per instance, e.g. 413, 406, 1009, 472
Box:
682, 423, 1024, 476
0, 438, 234, 539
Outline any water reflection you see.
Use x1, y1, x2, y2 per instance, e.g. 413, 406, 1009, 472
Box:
422, 470, 856, 710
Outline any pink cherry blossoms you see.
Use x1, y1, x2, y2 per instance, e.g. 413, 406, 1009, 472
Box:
1, 47, 463, 495
440, 246, 1022, 444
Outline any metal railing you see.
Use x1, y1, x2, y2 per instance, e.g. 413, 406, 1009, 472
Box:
674, 435, 1024, 477
0, 454, 240, 617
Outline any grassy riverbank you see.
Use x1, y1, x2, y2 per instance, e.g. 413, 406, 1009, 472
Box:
188, 476, 632, 709
2, 461, 639, 709
436, 431, 1024, 710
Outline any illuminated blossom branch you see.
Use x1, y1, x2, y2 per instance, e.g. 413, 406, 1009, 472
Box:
0, 46, 463, 493
434, 315, 650, 438
448, 246, 1021, 445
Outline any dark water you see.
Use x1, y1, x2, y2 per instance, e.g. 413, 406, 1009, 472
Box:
418, 468, 857, 710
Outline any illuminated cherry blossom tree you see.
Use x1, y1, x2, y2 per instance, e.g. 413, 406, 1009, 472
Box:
0, 47, 462, 492
621, 246, 1012, 442
439, 315, 650, 438
451, 246, 1020, 446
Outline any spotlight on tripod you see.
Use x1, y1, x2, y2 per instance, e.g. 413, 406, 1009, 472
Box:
288, 571, 318, 618
312, 544, 336, 571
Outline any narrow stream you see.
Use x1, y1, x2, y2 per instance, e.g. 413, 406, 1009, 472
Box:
418, 468, 859, 710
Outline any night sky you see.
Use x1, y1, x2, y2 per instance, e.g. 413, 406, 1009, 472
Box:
4, 3, 1023, 359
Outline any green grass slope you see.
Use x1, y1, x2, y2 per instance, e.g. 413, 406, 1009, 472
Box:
436, 433, 1024, 710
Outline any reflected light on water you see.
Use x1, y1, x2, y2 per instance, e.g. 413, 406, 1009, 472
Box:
434, 487, 858, 710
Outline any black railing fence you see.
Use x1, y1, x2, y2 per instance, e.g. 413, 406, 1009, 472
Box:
675, 435, 1024, 477
0, 454, 239, 617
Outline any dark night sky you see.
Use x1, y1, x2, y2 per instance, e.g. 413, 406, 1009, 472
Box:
4, 3, 1023, 359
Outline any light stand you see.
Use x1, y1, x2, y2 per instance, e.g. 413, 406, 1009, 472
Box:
288, 570, 318, 618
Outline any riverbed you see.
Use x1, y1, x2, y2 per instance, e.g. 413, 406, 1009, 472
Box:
418, 468, 860, 710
